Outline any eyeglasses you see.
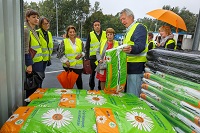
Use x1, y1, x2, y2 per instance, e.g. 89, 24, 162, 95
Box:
43, 23, 49, 25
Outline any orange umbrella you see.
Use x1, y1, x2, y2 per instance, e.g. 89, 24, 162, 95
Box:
57, 70, 78, 89
147, 9, 187, 32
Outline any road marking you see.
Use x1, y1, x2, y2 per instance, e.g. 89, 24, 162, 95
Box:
45, 70, 64, 74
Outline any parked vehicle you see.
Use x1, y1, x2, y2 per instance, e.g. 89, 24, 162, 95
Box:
52, 36, 64, 53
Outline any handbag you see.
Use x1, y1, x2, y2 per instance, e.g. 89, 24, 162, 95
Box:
47, 59, 52, 66
24, 71, 44, 90
29, 47, 37, 59
83, 59, 92, 74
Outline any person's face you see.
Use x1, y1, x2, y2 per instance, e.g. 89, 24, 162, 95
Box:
159, 30, 167, 38
27, 15, 39, 26
93, 22, 101, 32
68, 28, 76, 39
106, 33, 114, 42
120, 12, 133, 28
42, 19, 50, 31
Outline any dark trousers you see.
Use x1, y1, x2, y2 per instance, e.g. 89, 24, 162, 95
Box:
64, 67, 83, 89
89, 59, 101, 90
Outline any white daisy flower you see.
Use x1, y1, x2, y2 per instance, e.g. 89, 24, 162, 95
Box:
55, 89, 73, 95
42, 108, 73, 128
111, 92, 125, 97
93, 124, 97, 133
106, 55, 111, 62
96, 115, 107, 124
85, 95, 107, 105
126, 111, 154, 132
7, 114, 19, 122
60, 98, 69, 102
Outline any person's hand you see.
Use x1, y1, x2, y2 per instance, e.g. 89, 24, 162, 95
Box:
26, 65, 32, 74
75, 54, 82, 60
156, 42, 161, 47
98, 59, 103, 64
66, 61, 70, 67
123, 45, 132, 53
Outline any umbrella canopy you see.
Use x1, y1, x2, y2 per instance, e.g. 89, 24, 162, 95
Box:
147, 9, 187, 32
57, 70, 78, 89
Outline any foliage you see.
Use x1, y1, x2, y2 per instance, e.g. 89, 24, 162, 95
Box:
24, 1, 198, 37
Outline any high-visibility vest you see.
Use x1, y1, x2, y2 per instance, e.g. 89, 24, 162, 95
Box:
24, 26, 43, 63
165, 38, 177, 50
89, 31, 106, 56
37, 29, 53, 61
148, 40, 156, 50
95, 40, 119, 65
100, 40, 119, 55
63, 38, 83, 67
123, 23, 148, 62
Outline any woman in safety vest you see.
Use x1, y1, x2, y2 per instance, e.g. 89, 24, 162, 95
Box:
37, 17, 53, 71
148, 32, 156, 50
24, 9, 44, 98
57, 25, 85, 89
156, 26, 176, 50
96, 28, 119, 90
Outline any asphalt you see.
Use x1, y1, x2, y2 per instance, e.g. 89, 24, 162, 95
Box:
42, 53, 98, 90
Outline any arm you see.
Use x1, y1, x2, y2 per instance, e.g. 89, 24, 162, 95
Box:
148, 42, 153, 50
130, 24, 147, 54
84, 34, 91, 60
24, 27, 33, 67
57, 40, 68, 62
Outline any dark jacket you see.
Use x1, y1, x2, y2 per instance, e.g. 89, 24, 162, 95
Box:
127, 24, 147, 74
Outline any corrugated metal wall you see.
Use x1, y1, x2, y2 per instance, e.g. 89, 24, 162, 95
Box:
0, 0, 24, 126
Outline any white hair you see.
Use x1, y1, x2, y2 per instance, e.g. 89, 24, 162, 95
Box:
120, 8, 134, 19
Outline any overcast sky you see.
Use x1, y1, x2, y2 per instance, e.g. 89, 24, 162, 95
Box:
26, 0, 199, 19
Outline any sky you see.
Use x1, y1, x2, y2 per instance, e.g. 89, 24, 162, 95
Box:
26, 0, 200, 19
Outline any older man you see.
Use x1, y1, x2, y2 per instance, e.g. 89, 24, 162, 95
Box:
120, 8, 148, 97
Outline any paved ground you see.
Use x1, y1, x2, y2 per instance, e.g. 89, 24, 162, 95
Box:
42, 54, 98, 90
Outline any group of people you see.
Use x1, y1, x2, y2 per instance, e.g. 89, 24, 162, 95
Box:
24, 7, 177, 100
147, 25, 177, 51
24, 9, 53, 98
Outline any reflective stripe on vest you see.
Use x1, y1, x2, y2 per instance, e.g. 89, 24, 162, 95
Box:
37, 29, 53, 61
63, 38, 83, 67
89, 31, 106, 56
123, 23, 148, 62
165, 39, 177, 50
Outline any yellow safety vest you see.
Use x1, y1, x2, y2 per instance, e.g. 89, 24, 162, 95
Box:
37, 29, 53, 61
63, 38, 83, 67
24, 26, 43, 63
95, 40, 119, 65
123, 23, 148, 62
100, 40, 119, 55
89, 31, 106, 56
148, 40, 156, 50
165, 39, 177, 50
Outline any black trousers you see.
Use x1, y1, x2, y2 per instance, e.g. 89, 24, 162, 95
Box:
64, 67, 83, 89
89, 59, 101, 90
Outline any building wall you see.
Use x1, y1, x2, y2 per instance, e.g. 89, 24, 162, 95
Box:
0, 0, 23, 126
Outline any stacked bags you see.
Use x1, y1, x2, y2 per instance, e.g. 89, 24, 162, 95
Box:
140, 49, 200, 133
1, 89, 175, 133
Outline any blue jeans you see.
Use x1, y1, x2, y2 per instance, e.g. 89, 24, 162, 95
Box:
126, 73, 143, 97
